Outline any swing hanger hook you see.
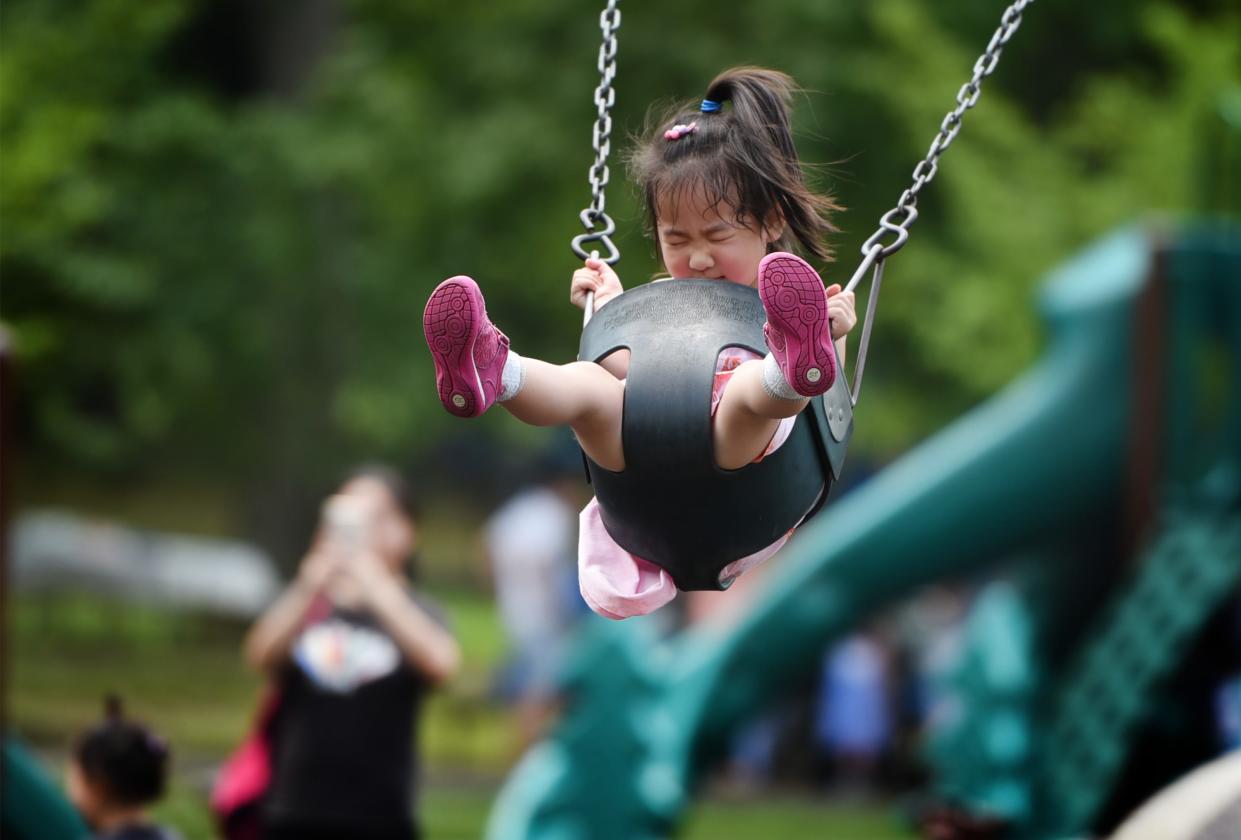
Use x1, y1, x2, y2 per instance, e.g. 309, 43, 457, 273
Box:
571, 209, 620, 265
859, 203, 918, 262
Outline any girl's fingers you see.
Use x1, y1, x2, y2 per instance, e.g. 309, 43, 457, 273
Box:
824, 283, 842, 297
828, 294, 856, 318
828, 302, 857, 331
571, 272, 602, 306
588, 258, 620, 284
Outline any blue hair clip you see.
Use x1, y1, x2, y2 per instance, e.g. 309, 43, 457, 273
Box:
700, 99, 722, 114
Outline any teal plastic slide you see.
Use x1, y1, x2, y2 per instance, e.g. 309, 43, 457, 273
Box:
488, 222, 1241, 839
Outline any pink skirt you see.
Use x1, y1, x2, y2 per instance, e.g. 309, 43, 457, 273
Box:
578, 351, 796, 620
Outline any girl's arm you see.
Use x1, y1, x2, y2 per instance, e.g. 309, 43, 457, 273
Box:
598, 349, 631, 380
571, 257, 629, 378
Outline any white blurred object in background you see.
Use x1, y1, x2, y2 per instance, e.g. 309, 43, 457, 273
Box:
10, 509, 279, 617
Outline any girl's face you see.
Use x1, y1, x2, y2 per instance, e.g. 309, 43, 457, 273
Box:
655, 186, 781, 287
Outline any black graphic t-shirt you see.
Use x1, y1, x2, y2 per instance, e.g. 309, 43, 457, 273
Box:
264, 597, 445, 834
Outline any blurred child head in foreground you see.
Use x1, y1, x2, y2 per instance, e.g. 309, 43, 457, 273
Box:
67, 695, 180, 840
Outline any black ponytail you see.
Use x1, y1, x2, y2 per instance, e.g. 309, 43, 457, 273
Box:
629, 66, 840, 263
704, 68, 800, 172
74, 695, 170, 807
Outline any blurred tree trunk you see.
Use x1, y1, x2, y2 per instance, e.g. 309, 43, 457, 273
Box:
174, 0, 340, 100
256, 0, 340, 100
176, 0, 346, 566
1, 328, 14, 732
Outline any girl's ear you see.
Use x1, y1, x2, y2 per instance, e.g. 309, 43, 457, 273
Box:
763, 211, 786, 245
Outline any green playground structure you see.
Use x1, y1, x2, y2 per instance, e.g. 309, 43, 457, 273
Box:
486, 220, 1241, 839
2, 739, 90, 839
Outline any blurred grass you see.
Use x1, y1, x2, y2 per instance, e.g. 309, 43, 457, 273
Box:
8, 591, 916, 839
9, 596, 263, 754
8, 589, 518, 767
148, 780, 501, 840
682, 794, 916, 839
145, 783, 918, 840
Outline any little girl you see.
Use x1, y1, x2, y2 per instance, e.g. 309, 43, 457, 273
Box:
66, 696, 182, 840
423, 67, 857, 619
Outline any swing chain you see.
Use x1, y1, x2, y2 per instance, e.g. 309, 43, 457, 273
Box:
846, 0, 1033, 407
858, 0, 1034, 261
571, 0, 622, 266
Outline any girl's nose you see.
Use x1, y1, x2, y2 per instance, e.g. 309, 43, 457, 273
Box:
688, 249, 714, 273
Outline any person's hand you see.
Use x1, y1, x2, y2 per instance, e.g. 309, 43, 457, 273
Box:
825, 283, 858, 340
296, 550, 340, 593
345, 551, 402, 606
570, 257, 624, 311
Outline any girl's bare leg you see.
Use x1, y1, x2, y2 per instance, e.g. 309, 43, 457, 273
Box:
503, 359, 626, 471
712, 359, 805, 470
713, 339, 846, 470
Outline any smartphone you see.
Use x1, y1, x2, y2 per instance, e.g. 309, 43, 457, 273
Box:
322, 494, 373, 555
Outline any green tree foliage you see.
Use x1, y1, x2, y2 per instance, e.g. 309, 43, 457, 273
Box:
2, 0, 1237, 538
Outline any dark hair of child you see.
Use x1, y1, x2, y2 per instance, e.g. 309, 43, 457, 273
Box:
627, 66, 842, 263
73, 695, 170, 808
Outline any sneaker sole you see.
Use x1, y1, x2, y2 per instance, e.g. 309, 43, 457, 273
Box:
423, 276, 486, 418
759, 253, 836, 397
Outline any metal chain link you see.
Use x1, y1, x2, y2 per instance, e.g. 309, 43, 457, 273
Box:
853, 0, 1035, 269
843, 0, 1034, 406
568, 0, 1033, 387
570, 0, 622, 266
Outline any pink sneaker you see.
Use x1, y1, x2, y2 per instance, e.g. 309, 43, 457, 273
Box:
758, 252, 836, 397
422, 276, 510, 418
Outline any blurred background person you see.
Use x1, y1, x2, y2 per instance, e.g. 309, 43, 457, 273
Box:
67, 695, 181, 840
241, 466, 458, 840
814, 629, 893, 798
485, 441, 586, 747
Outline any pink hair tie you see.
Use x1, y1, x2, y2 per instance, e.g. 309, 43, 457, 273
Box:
664, 121, 698, 141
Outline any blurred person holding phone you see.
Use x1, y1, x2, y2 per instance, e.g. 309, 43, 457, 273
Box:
240, 465, 459, 840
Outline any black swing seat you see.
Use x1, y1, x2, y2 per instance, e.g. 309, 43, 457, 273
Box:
579, 279, 854, 591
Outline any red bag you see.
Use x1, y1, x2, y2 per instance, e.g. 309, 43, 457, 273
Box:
211, 687, 281, 840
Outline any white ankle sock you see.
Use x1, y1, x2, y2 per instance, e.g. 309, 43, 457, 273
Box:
498, 350, 524, 402
762, 353, 802, 401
